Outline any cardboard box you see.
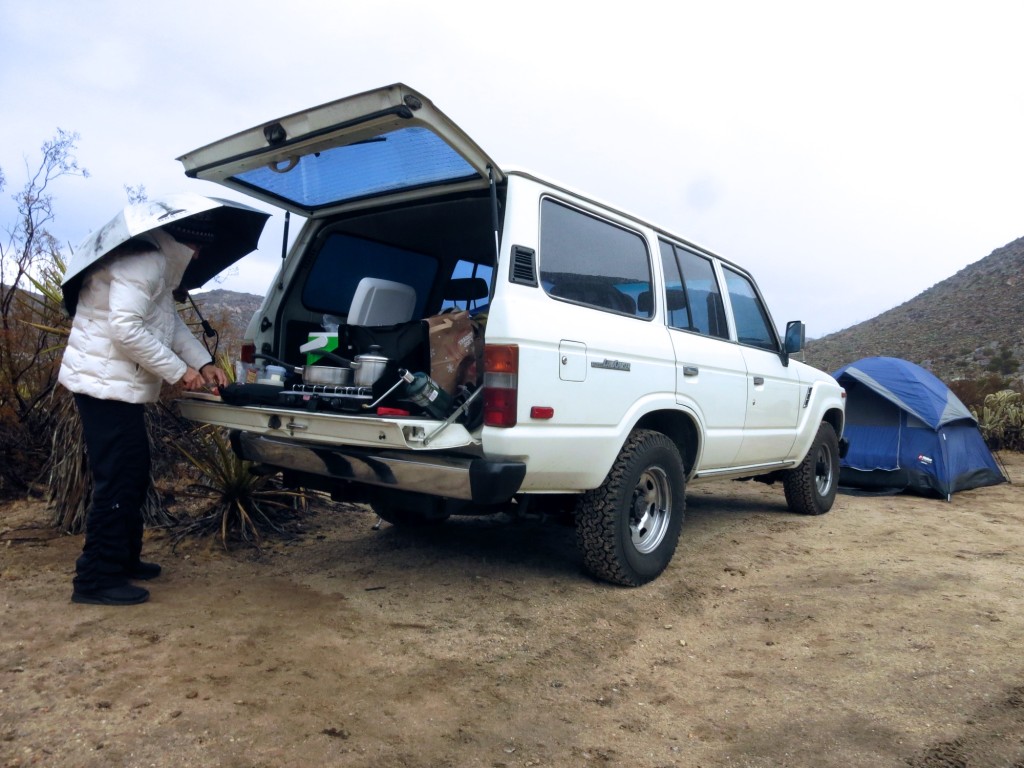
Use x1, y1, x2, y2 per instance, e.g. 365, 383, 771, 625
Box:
425, 311, 479, 394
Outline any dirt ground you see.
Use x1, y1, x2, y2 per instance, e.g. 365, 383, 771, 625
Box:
1, 453, 1023, 768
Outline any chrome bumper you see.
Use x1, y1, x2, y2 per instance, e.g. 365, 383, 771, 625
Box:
234, 431, 525, 504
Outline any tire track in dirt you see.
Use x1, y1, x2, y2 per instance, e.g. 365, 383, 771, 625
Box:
904, 685, 1024, 767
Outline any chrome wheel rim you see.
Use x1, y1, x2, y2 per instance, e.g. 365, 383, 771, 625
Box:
814, 441, 835, 497
630, 466, 672, 554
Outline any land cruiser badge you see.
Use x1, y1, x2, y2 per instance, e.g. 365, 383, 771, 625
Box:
591, 359, 630, 372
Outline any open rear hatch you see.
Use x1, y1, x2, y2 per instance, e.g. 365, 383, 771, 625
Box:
174, 84, 495, 453
177, 83, 504, 218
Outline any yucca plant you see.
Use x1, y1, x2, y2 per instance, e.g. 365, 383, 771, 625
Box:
170, 422, 309, 549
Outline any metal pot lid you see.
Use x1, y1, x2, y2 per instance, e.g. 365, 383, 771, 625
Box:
355, 345, 389, 364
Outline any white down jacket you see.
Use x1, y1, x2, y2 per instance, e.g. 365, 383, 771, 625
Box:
58, 230, 214, 404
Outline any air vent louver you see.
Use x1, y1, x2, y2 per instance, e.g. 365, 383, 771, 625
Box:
509, 245, 538, 287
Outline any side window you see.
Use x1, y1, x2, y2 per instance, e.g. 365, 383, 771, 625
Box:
679, 250, 728, 339
722, 267, 778, 351
658, 240, 693, 330
540, 199, 652, 318
660, 240, 729, 339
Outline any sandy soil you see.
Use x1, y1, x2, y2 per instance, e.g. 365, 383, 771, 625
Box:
1, 453, 1022, 768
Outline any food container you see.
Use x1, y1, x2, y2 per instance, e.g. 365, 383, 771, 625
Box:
235, 361, 259, 384
301, 331, 340, 365
265, 365, 288, 383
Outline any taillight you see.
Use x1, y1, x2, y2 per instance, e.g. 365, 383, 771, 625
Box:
240, 341, 256, 364
483, 344, 518, 428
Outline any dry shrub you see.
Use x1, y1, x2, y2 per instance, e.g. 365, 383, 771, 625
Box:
949, 374, 1017, 413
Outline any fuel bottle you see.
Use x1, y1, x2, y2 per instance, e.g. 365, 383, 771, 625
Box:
399, 369, 453, 419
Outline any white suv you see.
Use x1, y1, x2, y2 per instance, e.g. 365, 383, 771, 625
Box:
176, 84, 847, 586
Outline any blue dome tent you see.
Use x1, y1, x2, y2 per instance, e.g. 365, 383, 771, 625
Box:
832, 357, 1005, 500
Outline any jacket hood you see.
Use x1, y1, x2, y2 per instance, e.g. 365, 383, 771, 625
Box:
150, 229, 195, 291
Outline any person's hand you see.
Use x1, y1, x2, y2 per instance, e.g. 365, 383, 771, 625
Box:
200, 363, 228, 393
180, 367, 206, 391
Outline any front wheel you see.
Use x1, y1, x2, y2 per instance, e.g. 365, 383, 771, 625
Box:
783, 422, 839, 515
575, 430, 686, 586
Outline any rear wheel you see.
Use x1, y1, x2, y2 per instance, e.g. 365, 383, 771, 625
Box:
783, 422, 839, 515
575, 430, 686, 586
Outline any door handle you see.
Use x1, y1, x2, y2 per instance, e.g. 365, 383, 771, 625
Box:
683, 366, 699, 377
753, 376, 765, 386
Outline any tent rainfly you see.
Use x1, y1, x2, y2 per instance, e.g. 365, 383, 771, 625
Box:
832, 357, 1005, 500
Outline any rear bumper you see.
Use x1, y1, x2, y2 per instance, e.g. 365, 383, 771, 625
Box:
233, 431, 525, 504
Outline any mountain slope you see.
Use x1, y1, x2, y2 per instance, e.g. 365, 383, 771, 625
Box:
804, 237, 1024, 380
186, 289, 264, 358
190, 289, 263, 333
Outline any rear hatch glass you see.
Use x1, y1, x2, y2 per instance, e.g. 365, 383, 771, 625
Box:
177, 83, 502, 217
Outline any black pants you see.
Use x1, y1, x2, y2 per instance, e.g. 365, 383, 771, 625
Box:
72, 394, 151, 591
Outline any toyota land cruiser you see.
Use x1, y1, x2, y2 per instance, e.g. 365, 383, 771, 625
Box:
175, 83, 847, 586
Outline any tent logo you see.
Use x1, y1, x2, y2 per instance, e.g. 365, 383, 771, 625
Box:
917, 455, 934, 466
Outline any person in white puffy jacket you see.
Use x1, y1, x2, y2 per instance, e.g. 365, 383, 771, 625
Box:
59, 218, 228, 606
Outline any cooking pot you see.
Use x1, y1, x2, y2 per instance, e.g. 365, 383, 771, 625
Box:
255, 348, 389, 388
254, 353, 353, 387
350, 346, 389, 387
304, 364, 353, 386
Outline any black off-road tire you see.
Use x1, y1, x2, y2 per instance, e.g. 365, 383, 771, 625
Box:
370, 489, 451, 527
783, 422, 839, 515
575, 429, 686, 586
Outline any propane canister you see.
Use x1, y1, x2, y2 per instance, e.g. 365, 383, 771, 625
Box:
399, 369, 453, 419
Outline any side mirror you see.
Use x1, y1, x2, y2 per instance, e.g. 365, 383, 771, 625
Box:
784, 321, 805, 354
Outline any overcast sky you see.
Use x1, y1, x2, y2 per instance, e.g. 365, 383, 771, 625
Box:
2, 1, 1022, 338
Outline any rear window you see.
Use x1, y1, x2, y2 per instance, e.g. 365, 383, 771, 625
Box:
231, 126, 478, 210
301, 232, 437, 318
539, 199, 652, 318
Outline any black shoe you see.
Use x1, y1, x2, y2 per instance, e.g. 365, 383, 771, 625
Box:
72, 584, 150, 606
127, 561, 162, 580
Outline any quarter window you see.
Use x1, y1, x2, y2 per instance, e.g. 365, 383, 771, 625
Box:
540, 199, 652, 318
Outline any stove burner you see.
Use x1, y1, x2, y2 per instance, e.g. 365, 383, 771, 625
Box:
290, 383, 373, 399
